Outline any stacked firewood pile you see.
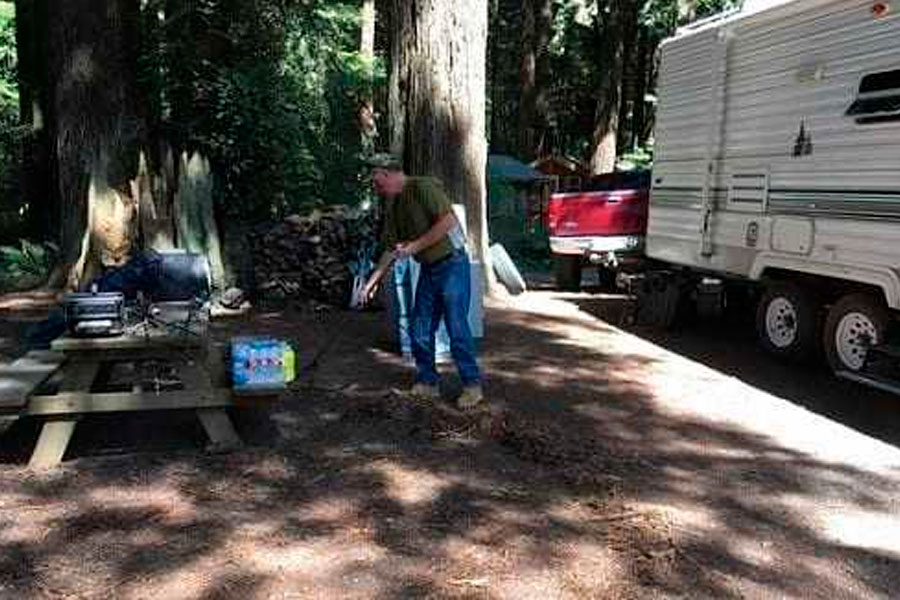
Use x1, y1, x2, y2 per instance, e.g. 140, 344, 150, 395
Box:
249, 205, 378, 306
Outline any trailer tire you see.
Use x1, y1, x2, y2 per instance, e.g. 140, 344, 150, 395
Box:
554, 255, 582, 291
823, 293, 888, 374
755, 282, 819, 360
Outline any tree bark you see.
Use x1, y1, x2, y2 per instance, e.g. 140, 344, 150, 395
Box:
517, 0, 551, 161
389, 0, 493, 287
46, 0, 143, 289
629, 27, 650, 151
175, 152, 225, 290
587, 0, 638, 175
679, 0, 698, 24
640, 36, 664, 147
616, 0, 640, 155
487, 0, 522, 156
361, 0, 376, 56
358, 0, 377, 145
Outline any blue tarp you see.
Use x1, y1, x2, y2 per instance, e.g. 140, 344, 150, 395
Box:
488, 155, 550, 184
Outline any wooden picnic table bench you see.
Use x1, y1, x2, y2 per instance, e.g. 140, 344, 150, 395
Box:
0, 350, 66, 435
0, 328, 242, 469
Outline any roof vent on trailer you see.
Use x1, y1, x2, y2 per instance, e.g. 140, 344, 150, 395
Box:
845, 69, 900, 124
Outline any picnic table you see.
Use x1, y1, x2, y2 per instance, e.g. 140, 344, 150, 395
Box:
0, 328, 241, 469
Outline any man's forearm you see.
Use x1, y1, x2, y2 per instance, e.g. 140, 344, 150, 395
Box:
367, 251, 395, 288
410, 212, 457, 254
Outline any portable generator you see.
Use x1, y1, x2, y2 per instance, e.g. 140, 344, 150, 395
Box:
63, 291, 126, 337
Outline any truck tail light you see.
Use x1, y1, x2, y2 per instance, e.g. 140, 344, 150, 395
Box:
547, 198, 562, 232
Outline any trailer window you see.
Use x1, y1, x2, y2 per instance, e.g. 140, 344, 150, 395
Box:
846, 69, 900, 124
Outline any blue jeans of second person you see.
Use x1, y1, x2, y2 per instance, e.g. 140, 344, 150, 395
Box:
411, 250, 481, 386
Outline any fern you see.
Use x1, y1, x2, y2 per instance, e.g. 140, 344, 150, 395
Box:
0, 240, 58, 291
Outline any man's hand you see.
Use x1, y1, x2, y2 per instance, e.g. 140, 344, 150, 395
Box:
359, 250, 396, 307
393, 241, 417, 260
393, 212, 458, 262
361, 280, 380, 305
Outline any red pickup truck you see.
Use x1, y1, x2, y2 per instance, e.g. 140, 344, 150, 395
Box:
547, 170, 650, 290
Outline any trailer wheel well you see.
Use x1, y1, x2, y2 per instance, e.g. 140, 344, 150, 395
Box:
758, 268, 889, 307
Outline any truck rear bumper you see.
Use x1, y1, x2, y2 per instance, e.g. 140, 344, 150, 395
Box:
550, 235, 644, 258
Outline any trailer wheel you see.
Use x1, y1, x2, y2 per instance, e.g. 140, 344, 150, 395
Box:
823, 293, 888, 374
554, 255, 582, 291
755, 283, 819, 359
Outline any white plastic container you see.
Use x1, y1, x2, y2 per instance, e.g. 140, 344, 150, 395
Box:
386, 258, 483, 364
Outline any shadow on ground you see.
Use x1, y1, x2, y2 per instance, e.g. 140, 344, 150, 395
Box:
573, 292, 900, 450
0, 296, 898, 598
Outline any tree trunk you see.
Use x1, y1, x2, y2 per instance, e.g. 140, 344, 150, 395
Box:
487, 0, 522, 156
629, 27, 650, 151
361, 0, 376, 56
389, 0, 493, 287
46, 0, 143, 289
679, 0, 698, 24
175, 152, 226, 290
587, 0, 638, 175
15, 0, 52, 241
517, 0, 551, 161
488, 0, 500, 152
640, 37, 664, 147
616, 0, 640, 156
358, 0, 377, 146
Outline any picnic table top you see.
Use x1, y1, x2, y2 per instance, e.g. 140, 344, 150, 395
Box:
51, 328, 204, 353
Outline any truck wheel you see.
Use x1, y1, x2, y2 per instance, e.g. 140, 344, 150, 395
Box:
554, 255, 582, 291
755, 283, 819, 360
823, 293, 888, 374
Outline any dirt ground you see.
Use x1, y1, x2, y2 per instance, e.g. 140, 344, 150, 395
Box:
1, 288, 899, 599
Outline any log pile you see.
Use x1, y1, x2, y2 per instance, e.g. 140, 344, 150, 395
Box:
249, 206, 378, 306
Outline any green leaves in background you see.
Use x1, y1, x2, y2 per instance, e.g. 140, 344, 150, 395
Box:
0, 239, 57, 291
0, 1, 19, 220
147, 0, 385, 221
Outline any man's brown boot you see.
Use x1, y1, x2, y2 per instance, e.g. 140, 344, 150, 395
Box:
457, 385, 484, 409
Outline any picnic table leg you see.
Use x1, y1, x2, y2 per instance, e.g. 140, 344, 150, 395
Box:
197, 408, 243, 452
29, 418, 79, 469
27, 360, 100, 469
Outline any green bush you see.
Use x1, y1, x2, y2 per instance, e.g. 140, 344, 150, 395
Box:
0, 239, 57, 292
149, 1, 385, 221
0, 2, 23, 242
617, 145, 653, 171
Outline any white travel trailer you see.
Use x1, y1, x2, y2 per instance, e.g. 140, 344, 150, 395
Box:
647, 0, 900, 386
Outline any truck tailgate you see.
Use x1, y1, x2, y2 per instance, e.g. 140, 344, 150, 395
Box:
548, 189, 648, 237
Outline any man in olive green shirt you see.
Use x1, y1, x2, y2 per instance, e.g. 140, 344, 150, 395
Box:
362, 156, 483, 408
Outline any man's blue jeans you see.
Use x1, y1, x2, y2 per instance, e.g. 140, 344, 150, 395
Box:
411, 250, 481, 386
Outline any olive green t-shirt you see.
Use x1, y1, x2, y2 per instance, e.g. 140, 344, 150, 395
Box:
381, 176, 455, 264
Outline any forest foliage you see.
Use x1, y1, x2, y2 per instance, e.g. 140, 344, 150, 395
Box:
490, 0, 740, 163
143, 0, 384, 220
2, 0, 738, 248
